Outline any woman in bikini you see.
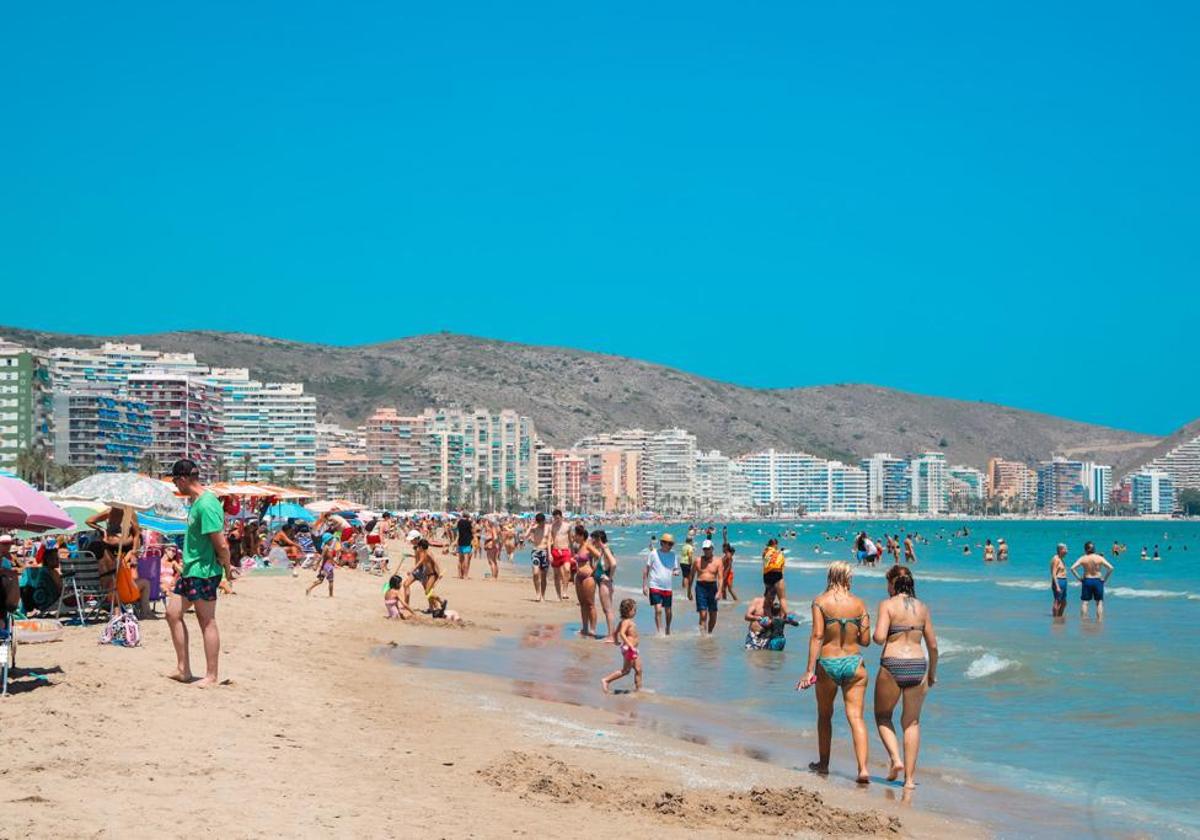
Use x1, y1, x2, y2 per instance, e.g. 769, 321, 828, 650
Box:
796, 560, 871, 783
873, 565, 938, 790
571, 524, 597, 637
589, 530, 618, 640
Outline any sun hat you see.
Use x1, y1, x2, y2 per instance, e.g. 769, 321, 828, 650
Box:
659, 533, 675, 544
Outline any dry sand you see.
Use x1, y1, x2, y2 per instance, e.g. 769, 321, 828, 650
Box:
3, 547, 983, 839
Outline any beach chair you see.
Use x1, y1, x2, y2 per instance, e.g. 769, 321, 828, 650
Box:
0, 610, 15, 696
137, 550, 164, 616
55, 551, 108, 625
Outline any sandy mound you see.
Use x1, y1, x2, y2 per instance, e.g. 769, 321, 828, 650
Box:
479, 751, 901, 836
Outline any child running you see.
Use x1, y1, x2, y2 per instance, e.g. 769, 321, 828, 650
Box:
601, 599, 642, 694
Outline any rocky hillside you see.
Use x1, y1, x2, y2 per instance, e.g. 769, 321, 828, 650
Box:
0, 326, 1160, 468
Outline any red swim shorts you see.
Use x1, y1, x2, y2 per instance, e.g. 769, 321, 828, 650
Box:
550, 547, 573, 568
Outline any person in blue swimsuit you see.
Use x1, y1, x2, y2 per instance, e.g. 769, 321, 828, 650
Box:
796, 561, 871, 783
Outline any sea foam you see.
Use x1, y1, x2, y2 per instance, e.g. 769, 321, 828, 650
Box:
965, 653, 1019, 680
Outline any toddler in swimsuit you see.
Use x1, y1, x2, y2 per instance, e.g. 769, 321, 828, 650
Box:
601, 599, 642, 693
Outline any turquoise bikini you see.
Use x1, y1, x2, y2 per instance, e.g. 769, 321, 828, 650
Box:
816, 610, 865, 686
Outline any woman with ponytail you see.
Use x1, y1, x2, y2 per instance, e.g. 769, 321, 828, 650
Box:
873, 565, 938, 790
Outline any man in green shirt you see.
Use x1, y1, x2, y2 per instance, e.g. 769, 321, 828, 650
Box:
166, 458, 231, 687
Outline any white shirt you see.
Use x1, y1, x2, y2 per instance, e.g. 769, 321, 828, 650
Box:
645, 549, 677, 591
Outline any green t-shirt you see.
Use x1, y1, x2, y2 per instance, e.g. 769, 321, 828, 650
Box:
184, 491, 226, 579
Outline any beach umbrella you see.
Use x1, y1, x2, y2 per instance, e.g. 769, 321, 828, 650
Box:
19, 499, 108, 537
264, 501, 316, 522
305, 499, 363, 514
0, 476, 76, 533
59, 472, 188, 519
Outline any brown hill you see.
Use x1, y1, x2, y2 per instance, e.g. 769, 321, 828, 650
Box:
0, 326, 1159, 468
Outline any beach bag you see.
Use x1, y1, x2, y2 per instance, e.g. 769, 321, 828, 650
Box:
115, 562, 140, 605
99, 607, 141, 647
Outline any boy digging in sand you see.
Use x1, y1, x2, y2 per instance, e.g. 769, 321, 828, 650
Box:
601, 599, 642, 693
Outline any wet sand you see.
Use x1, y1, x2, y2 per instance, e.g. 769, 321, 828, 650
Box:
4, 547, 978, 838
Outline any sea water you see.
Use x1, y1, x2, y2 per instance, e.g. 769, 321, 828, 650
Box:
388, 519, 1200, 838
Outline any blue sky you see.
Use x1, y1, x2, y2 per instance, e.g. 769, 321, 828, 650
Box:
2, 2, 1197, 435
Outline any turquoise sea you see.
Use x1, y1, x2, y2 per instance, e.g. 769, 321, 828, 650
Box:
389, 519, 1200, 838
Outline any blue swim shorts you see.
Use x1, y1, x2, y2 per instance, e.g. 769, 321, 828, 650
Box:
1081, 578, 1104, 601
695, 580, 719, 612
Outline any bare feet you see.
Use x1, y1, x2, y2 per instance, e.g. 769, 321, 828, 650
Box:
856, 772, 871, 784
600, 679, 610, 694
903, 780, 916, 790
195, 676, 218, 688
808, 762, 828, 774
167, 671, 194, 683
887, 763, 904, 782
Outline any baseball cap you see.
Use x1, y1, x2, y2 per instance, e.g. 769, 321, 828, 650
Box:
701, 539, 714, 550
407, 529, 422, 542
170, 458, 200, 478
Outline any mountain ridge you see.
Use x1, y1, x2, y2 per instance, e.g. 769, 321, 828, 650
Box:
0, 325, 1167, 471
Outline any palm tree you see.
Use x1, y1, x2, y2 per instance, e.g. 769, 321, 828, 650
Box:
138, 452, 159, 476
15, 445, 50, 488
240, 453, 253, 482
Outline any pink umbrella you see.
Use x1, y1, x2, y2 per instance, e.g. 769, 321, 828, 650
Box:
0, 476, 76, 533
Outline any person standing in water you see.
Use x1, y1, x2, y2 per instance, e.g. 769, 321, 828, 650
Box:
873, 565, 938, 790
571, 524, 597, 637
1050, 543, 1069, 617
590, 530, 618, 640
903, 534, 918, 564
1071, 541, 1114, 620
642, 533, 678, 635
761, 538, 788, 616
983, 539, 995, 562
694, 539, 724, 635
797, 561, 871, 784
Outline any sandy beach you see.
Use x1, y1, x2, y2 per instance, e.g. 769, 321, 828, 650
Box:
4, 546, 981, 839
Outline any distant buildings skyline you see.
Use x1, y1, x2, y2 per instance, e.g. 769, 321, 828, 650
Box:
0, 337, 1193, 515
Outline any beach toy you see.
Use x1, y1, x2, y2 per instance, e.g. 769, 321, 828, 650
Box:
14, 618, 65, 644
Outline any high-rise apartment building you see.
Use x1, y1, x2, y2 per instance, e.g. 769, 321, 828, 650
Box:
46, 343, 205, 391
364, 408, 426, 503
574, 428, 650, 507
986, 457, 1038, 507
1139, 431, 1200, 497
0, 343, 51, 470
736, 449, 868, 514
419, 408, 537, 509
1037, 457, 1086, 514
1130, 469, 1175, 515
948, 465, 986, 499
910, 452, 948, 514
644, 428, 697, 511
51, 391, 153, 472
200, 369, 317, 488
126, 373, 223, 478
861, 453, 911, 512
1080, 462, 1113, 507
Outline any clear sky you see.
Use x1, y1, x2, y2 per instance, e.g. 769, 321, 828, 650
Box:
3, 2, 1197, 435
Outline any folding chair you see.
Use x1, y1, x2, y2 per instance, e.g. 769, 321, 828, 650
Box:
55, 551, 109, 625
